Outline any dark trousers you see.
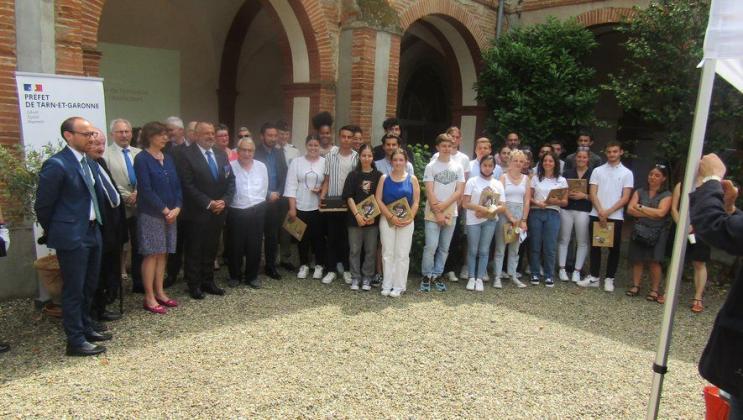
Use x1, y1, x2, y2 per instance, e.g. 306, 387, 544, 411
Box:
589, 216, 624, 278
126, 216, 143, 289
263, 199, 283, 271
57, 224, 102, 346
184, 215, 224, 289
324, 212, 349, 271
297, 210, 326, 266
92, 247, 122, 316
166, 218, 189, 282
443, 214, 464, 273
227, 205, 265, 282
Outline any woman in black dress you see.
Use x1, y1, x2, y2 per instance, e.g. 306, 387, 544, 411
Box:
626, 165, 672, 303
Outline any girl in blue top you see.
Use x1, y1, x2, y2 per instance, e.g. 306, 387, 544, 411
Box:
375, 148, 420, 297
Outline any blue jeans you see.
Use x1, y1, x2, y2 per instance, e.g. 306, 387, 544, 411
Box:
422, 219, 457, 277
528, 209, 561, 279
466, 220, 497, 279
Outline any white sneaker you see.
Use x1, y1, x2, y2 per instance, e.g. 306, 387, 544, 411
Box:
350, 279, 359, 290
297, 265, 309, 279
559, 269, 569, 282
475, 279, 484, 292
361, 278, 371, 291
381, 288, 391, 296
493, 277, 503, 289
513, 272, 522, 279
604, 278, 615, 292
313, 265, 324, 279
511, 276, 527, 288
577, 275, 600, 288
466, 278, 476, 291
571, 270, 582, 283
447, 271, 458, 282
459, 267, 469, 279
343, 271, 353, 284
389, 289, 402, 298
321, 272, 336, 284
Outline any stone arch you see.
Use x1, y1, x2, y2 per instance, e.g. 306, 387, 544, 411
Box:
575, 7, 637, 28
397, 0, 489, 51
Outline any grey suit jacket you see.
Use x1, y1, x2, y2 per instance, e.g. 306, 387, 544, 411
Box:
103, 142, 141, 218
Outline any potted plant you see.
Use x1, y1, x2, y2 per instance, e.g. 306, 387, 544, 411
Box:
0, 141, 65, 316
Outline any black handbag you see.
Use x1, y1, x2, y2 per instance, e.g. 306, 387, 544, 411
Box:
631, 222, 661, 247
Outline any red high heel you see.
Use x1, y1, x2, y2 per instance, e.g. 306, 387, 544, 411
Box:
156, 297, 178, 308
143, 303, 167, 314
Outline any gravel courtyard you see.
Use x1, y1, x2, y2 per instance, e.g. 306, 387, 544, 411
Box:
0, 270, 724, 418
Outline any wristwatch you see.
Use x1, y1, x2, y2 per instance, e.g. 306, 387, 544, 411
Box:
702, 175, 722, 184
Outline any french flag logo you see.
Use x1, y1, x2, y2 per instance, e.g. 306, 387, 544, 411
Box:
23, 84, 43, 92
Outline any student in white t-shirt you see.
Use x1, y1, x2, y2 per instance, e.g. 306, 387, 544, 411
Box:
420, 133, 465, 292
528, 152, 568, 287
577, 140, 634, 292
284, 135, 327, 281
462, 155, 505, 292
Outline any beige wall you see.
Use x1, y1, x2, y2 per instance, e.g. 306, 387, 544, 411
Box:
98, 0, 286, 130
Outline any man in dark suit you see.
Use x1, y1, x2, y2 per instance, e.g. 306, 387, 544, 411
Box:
35, 117, 121, 356
89, 129, 127, 321
178, 122, 235, 299
253, 122, 288, 280
690, 153, 743, 416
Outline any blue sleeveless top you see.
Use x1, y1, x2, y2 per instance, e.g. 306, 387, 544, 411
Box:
382, 173, 413, 205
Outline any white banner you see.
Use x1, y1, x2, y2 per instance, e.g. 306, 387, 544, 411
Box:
15, 72, 107, 150
14, 72, 107, 301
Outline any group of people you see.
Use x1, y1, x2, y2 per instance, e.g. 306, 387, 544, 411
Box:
31, 111, 716, 357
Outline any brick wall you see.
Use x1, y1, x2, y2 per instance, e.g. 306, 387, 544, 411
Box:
0, 0, 18, 219
349, 27, 378, 138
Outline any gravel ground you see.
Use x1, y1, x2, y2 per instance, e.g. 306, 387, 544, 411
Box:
0, 268, 725, 418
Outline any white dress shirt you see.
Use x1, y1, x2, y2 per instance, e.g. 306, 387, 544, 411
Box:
230, 160, 268, 209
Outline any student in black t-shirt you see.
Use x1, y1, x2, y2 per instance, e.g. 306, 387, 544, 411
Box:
342, 144, 382, 291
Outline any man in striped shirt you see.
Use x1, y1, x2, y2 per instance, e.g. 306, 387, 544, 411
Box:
319, 125, 358, 284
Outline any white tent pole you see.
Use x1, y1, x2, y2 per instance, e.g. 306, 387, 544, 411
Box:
646, 58, 717, 419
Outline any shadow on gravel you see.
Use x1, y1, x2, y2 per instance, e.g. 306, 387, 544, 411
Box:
0, 260, 721, 385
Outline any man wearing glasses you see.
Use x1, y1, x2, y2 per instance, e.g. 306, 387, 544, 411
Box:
103, 118, 143, 295
35, 117, 121, 356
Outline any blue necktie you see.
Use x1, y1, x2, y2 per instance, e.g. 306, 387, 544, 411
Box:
206, 150, 219, 180
81, 157, 102, 225
123, 148, 137, 187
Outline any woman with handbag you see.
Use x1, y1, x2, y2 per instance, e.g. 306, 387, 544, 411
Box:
626, 164, 672, 302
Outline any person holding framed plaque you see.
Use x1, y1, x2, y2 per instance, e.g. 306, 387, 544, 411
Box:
375, 149, 420, 298
558, 147, 593, 283
493, 149, 531, 289
342, 144, 382, 291
528, 152, 568, 287
462, 155, 505, 292
284, 135, 327, 281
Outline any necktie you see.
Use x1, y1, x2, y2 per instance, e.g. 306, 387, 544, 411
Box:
206, 150, 219, 180
81, 157, 102, 225
123, 148, 137, 187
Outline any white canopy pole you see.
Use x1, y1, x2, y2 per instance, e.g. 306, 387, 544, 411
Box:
645, 58, 717, 420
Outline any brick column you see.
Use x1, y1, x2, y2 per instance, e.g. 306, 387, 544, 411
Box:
336, 25, 402, 145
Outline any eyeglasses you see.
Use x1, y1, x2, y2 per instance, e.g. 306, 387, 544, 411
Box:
71, 131, 98, 138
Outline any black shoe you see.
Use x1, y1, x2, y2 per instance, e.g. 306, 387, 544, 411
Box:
0, 342, 9, 353
99, 310, 122, 321
85, 330, 113, 342
248, 278, 262, 289
90, 320, 109, 333
202, 283, 225, 296
227, 278, 240, 288
189, 287, 205, 300
265, 267, 282, 280
279, 262, 296, 271
66, 341, 106, 357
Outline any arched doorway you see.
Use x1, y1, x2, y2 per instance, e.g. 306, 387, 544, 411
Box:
397, 11, 485, 155
97, 0, 325, 148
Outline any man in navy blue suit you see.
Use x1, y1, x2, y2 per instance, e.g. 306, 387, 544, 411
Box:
35, 117, 121, 357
